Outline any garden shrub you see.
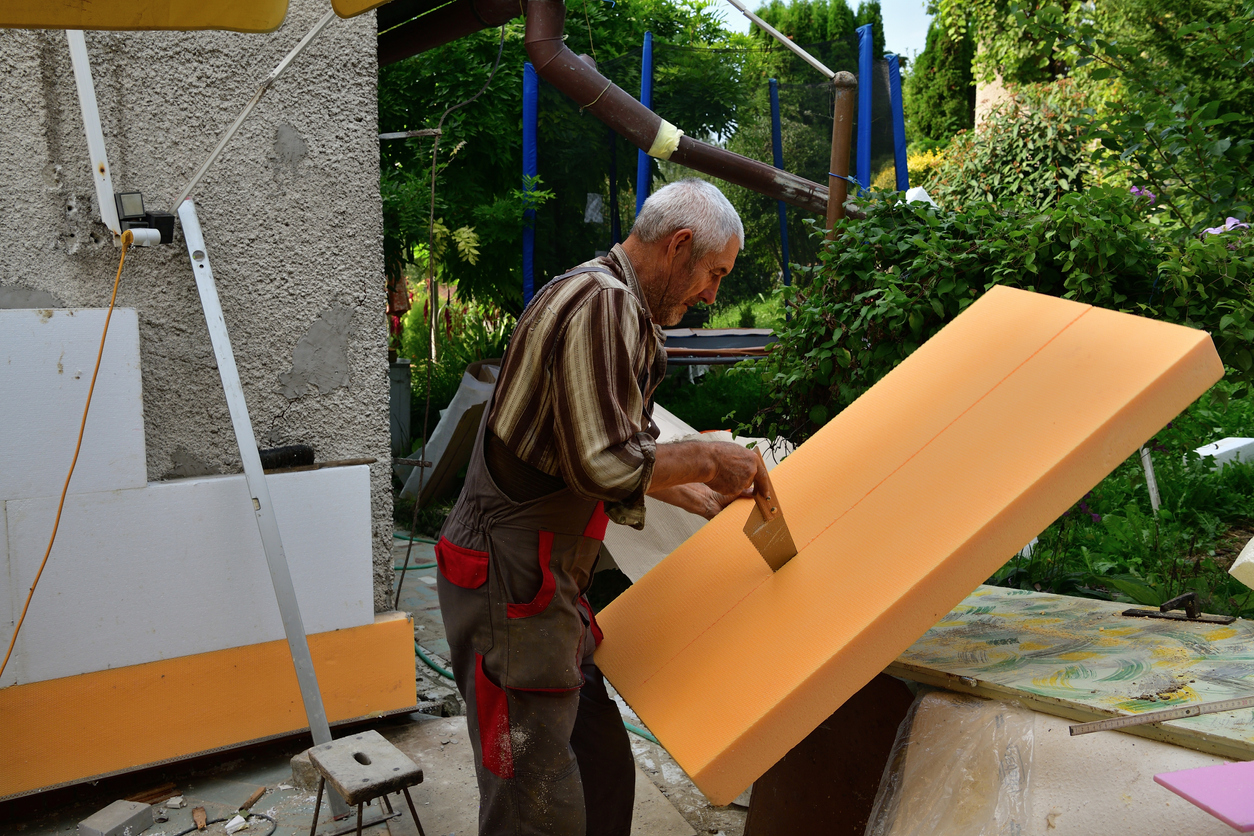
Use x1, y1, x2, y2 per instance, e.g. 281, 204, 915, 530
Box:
737, 187, 1254, 443
924, 79, 1093, 213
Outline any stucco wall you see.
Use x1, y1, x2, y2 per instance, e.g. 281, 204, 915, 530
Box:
0, 2, 395, 610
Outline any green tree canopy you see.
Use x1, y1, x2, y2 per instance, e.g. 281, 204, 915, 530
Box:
905, 15, 975, 143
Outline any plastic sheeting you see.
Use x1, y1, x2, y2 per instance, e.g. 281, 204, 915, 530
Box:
866, 691, 1034, 836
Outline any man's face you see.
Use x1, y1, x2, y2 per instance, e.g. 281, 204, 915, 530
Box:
655, 233, 740, 326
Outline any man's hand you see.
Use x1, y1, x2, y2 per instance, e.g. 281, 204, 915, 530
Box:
649, 440, 770, 500
650, 483, 747, 520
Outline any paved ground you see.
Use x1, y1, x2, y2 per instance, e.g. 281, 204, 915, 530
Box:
0, 535, 745, 836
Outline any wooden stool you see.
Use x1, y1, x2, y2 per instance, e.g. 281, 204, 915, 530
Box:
307, 729, 427, 836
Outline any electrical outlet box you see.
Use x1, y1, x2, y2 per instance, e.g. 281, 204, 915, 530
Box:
79, 800, 154, 836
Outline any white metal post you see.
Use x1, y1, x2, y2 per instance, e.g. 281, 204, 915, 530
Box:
66, 30, 121, 240
178, 199, 346, 817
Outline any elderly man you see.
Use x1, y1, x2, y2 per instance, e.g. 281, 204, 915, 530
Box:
435, 179, 766, 835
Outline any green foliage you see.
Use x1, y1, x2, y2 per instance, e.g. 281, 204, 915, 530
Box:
854, 1, 885, 57
934, 0, 1070, 84
379, 0, 755, 314
653, 366, 770, 431
990, 382, 1254, 617
924, 79, 1092, 212
1022, 1, 1254, 234
905, 17, 975, 143
736, 189, 1254, 442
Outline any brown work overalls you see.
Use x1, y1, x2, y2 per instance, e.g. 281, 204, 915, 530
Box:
435, 266, 661, 835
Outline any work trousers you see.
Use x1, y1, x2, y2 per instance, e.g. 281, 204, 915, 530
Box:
446, 640, 635, 836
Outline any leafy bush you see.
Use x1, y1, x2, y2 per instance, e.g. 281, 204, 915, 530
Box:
736, 188, 1254, 443
992, 381, 1254, 617
924, 79, 1093, 212
653, 365, 769, 432
1024, 2, 1254, 235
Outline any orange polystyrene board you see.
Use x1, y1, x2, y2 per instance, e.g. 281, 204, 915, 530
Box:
596, 286, 1224, 806
0, 613, 416, 800
0, 0, 288, 32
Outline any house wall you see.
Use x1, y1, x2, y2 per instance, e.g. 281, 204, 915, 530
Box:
0, 1, 395, 610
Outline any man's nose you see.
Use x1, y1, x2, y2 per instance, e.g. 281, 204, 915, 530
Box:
698, 279, 721, 305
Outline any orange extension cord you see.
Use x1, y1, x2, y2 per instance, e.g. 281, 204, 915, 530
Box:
0, 230, 134, 682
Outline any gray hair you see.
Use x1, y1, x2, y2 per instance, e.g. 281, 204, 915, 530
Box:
630, 179, 745, 261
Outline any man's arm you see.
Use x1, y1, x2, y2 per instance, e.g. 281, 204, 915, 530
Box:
647, 440, 768, 513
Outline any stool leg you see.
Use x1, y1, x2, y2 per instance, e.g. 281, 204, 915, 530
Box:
309, 777, 325, 836
355, 802, 364, 836
401, 787, 427, 836
380, 793, 394, 815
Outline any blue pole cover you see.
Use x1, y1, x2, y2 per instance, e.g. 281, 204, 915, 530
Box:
636, 31, 654, 216
856, 23, 872, 192
888, 54, 909, 192
769, 78, 792, 289
522, 62, 538, 305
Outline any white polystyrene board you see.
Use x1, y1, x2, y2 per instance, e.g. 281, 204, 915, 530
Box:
400, 366, 499, 498
1, 502, 9, 638
1229, 535, 1254, 591
0, 465, 372, 687
1195, 437, 1254, 468
0, 309, 146, 502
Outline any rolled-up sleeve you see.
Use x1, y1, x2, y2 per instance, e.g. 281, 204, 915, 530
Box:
552, 287, 656, 529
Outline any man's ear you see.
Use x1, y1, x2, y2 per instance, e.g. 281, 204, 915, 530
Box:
666, 228, 695, 265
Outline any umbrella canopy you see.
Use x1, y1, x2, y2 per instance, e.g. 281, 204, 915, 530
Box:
0, 0, 389, 32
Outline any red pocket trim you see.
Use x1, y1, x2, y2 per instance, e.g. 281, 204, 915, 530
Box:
578, 596, 604, 646
583, 501, 610, 541
435, 537, 488, 589
506, 530, 556, 618
475, 654, 514, 778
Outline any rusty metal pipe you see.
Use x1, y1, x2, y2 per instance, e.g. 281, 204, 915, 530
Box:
827, 72, 857, 234
523, 0, 831, 214
378, 0, 518, 66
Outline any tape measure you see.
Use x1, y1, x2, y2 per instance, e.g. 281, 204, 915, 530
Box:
1069, 695, 1254, 736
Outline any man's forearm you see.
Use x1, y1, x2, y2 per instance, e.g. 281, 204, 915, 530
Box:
647, 441, 717, 494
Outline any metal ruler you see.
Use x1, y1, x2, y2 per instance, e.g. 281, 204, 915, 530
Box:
1069, 695, 1254, 736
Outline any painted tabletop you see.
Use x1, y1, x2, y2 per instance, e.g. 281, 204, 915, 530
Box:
887, 585, 1254, 760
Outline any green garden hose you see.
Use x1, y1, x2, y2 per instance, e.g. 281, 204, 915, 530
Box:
395, 563, 437, 571
394, 532, 439, 545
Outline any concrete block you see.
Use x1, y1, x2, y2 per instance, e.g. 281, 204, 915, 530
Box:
597, 286, 1224, 805
291, 749, 319, 791
79, 799, 153, 836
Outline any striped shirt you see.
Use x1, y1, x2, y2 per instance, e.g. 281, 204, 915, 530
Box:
488, 245, 667, 528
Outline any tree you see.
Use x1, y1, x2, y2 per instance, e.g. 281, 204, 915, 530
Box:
906, 16, 975, 143
854, 1, 885, 58
378, 0, 756, 314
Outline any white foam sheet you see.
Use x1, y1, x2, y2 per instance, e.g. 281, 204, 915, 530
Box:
0, 309, 146, 501
400, 365, 499, 499
1, 465, 373, 687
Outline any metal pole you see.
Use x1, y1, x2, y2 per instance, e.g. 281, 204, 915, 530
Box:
827, 72, 858, 236
723, 0, 835, 80
856, 24, 873, 192
66, 31, 121, 241
887, 54, 909, 192
170, 10, 335, 210
769, 79, 792, 291
635, 31, 654, 216
522, 62, 538, 305
177, 199, 347, 818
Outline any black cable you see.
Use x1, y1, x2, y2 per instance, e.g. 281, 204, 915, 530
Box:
395, 26, 507, 610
